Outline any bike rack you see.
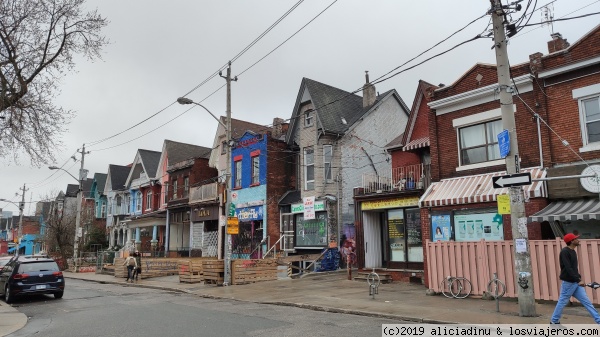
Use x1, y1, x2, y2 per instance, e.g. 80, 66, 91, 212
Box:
367, 268, 380, 299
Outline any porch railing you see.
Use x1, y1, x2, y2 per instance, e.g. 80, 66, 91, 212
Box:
361, 163, 431, 194
189, 182, 218, 204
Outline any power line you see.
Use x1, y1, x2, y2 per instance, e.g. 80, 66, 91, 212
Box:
521, 11, 600, 26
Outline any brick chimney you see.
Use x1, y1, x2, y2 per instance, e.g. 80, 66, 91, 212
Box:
547, 33, 570, 53
362, 71, 376, 108
529, 52, 543, 75
272, 117, 286, 139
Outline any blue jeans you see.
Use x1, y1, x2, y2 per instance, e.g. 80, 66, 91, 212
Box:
552, 281, 600, 324
126, 266, 134, 280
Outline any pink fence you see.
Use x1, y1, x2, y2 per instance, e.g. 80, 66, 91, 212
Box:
427, 239, 600, 304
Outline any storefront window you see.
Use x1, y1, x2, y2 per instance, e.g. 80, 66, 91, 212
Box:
454, 211, 503, 241
388, 209, 405, 262
295, 212, 327, 247
406, 208, 423, 262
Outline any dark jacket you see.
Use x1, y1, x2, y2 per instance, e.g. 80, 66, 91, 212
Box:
559, 247, 580, 283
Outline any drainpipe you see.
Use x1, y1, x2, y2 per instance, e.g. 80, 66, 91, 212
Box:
165, 208, 170, 254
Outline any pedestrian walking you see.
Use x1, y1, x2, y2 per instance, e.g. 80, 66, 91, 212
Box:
132, 250, 142, 281
123, 254, 137, 283
551, 233, 600, 325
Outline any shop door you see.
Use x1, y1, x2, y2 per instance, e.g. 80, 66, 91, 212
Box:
363, 212, 382, 268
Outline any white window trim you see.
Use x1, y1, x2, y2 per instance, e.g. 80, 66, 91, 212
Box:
234, 160, 242, 188
251, 156, 260, 185
573, 84, 600, 152
146, 191, 152, 211
323, 144, 333, 183
304, 110, 313, 126
456, 159, 505, 172
304, 147, 314, 190
454, 108, 507, 169
136, 192, 142, 212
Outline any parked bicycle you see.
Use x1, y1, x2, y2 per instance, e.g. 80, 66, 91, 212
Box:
439, 275, 472, 299
487, 273, 506, 299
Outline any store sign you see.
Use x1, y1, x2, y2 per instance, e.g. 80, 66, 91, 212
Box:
361, 197, 419, 211
454, 212, 504, 242
291, 201, 325, 214
236, 205, 263, 221
303, 196, 315, 220
191, 205, 219, 222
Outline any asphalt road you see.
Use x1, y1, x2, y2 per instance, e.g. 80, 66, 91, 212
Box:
7, 279, 403, 337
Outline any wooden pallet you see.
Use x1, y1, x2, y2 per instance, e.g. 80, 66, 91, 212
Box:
202, 260, 224, 286
231, 259, 278, 285
179, 273, 203, 283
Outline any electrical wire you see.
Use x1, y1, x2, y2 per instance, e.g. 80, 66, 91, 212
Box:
521, 11, 600, 26
515, 0, 600, 37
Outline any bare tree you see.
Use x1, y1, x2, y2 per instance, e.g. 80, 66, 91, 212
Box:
0, 0, 108, 165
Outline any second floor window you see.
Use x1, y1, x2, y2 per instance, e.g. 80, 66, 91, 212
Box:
304, 147, 314, 190
459, 120, 502, 166
221, 141, 227, 154
136, 192, 142, 212
581, 96, 600, 145
101, 203, 106, 218
146, 191, 152, 210
184, 177, 189, 198
323, 145, 333, 182
304, 110, 313, 126
251, 156, 260, 185
172, 180, 178, 199
234, 160, 242, 188
163, 184, 168, 204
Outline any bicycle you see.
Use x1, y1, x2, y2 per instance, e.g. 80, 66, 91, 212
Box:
487, 273, 506, 299
439, 276, 472, 299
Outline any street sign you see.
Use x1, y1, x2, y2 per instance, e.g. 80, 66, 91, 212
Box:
228, 203, 236, 217
492, 172, 531, 188
497, 129, 510, 158
497, 194, 511, 214
227, 216, 239, 225
227, 216, 239, 234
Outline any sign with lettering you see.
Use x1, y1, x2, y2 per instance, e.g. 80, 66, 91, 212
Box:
235, 134, 263, 148
236, 205, 263, 221
291, 200, 325, 214
303, 196, 315, 220
361, 197, 420, 211
497, 194, 511, 215
295, 213, 327, 247
191, 205, 219, 222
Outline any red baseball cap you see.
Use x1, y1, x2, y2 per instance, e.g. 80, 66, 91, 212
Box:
564, 233, 580, 244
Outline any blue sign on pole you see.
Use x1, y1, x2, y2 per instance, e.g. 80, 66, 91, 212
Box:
498, 129, 510, 158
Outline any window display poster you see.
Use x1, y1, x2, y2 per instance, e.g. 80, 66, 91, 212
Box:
454, 212, 504, 241
295, 212, 327, 247
431, 214, 451, 241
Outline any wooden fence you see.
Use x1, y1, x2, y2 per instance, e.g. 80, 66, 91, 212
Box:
231, 259, 278, 285
427, 239, 600, 304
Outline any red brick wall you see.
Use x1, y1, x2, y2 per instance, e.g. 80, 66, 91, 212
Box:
391, 150, 421, 168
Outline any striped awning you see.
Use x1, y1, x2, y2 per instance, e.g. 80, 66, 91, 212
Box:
528, 198, 600, 222
403, 137, 430, 151
419, 167, 547, 207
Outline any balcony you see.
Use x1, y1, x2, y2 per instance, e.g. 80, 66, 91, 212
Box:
360, 163, 431, 194
189, 182, 219, 204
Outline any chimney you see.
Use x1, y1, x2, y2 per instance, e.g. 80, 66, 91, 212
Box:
362, 71, 376, 108
529, 52, 543, 75
547, 32, 570, 53
272, 117, 285, 139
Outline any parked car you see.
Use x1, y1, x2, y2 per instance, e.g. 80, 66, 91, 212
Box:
0, 255, 65, 303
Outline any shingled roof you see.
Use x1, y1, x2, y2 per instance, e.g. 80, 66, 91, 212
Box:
220, 117, 272, 140
65, 184, 79, 197
164, 140, 212, 164
92, 173, 108, 196
82, 178, 94, 198
138, 149, 162, 178
108, 164, 131, 191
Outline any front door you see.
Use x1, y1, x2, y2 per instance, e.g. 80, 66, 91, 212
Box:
363, 211, 382, 268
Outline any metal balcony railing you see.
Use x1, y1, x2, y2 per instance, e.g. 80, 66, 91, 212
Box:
189, 182, 218, 204
361, 163, 431, 194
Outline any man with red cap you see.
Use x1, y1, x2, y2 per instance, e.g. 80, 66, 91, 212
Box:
551, 233, 600, 324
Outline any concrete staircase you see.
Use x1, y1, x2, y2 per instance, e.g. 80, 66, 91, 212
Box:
353, 271, 393, 283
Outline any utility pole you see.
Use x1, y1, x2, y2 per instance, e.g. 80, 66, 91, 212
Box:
220, 61, 237, 286
17, 183, 27, 256
490, 0, 536, 316
74, 143, 89, 272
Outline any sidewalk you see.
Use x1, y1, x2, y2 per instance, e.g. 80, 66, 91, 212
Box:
63, 271, 600, 325
0, 301, 27, 337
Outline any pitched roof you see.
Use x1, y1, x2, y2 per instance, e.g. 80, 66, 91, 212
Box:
92, 173, 108, 195
164, 140, 212, 164
82, 178, 94, 198
220, 117, 272, 140
108, 164, 131, 191
138, 149, 162, 178
385, 132, 405, 149
65, 184, 79, 197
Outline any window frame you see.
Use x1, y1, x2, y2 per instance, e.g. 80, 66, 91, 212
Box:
101, 202, 106, 218
183, 176, 189, 198
323, 144, 333, 183
146, 191, 152, 210
172, 179, 178, 200
136, 192, 142, 212
457, 119, 502, 166
304, 147, 314, 190
234, 160, 242, 188
304, 110, 313, 127
579, 95, 600, 147
251, 155, 260, 185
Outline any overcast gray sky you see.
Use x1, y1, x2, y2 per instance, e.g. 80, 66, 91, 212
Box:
2, 0, 599, 215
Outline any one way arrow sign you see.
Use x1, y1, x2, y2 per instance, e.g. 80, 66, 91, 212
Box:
492, 172, 532, 188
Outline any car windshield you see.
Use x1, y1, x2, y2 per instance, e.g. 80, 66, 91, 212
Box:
18, 261, 60, 273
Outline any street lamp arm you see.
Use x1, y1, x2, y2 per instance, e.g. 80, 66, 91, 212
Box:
0, 199, 20, 208
48, 166, 79, 183
177, 97, 227, 129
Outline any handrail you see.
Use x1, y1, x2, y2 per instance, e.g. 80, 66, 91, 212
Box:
263, 235, 284, 259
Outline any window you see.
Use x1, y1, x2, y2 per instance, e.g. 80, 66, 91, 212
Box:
251, 156, 260, 185
234, 160, 242, 188
101, 203, 106, 218
172, 180, 178, 199
146, 191, 152, 210
304, 110, 313, 126
304, 147, 314, 190
323, 145, 333, 182
221, 141, 227, 155
581, 96, 600, 145
458, 120, 502, 165
184, 177, 189, 198
163, 183, 169, 204
136, 192, 142, 212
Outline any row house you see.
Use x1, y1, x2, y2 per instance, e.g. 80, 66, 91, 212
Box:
281, 75, 409, 259
353, 80, 436, 282
91, 173, 108, 223
105, 164, 132, 248
229, 123, 292, 259
419, 25, 600, 288
121, 149, 161, 252
160, 140, 215, 257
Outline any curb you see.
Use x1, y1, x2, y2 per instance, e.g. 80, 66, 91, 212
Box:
0, 304, 28, 337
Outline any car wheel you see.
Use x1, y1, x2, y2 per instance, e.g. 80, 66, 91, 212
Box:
54, 292, 63, 299
5, 285, 12, 304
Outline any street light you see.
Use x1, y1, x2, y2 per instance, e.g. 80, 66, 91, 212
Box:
177, 96, 233, 285
49, 165, 84, 271
0, 198, 24, 255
